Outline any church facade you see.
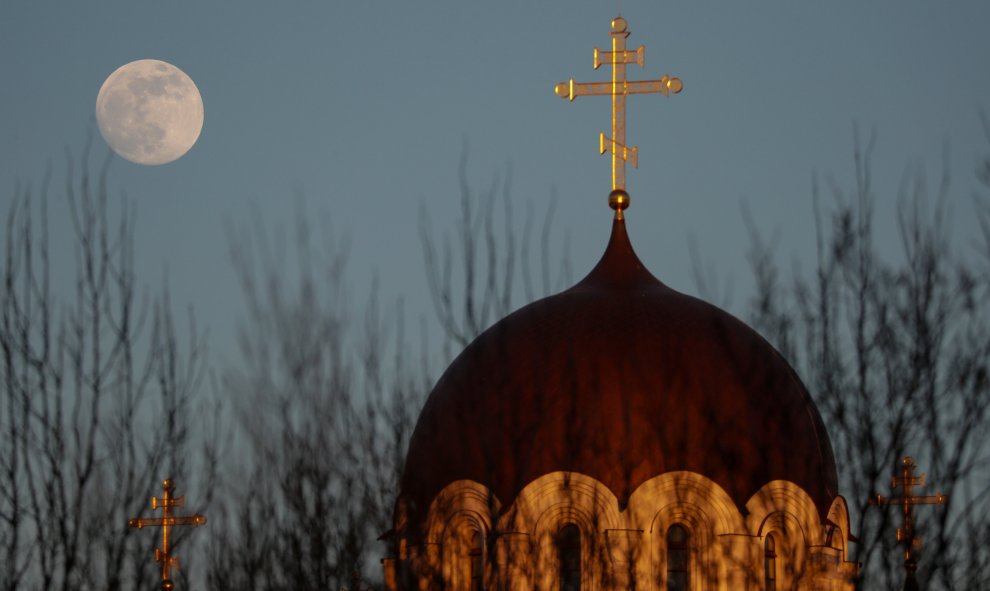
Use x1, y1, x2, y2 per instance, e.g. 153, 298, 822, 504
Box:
383, 16, 858, 591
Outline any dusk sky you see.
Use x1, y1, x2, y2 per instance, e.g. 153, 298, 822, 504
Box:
3, 1, 989, 366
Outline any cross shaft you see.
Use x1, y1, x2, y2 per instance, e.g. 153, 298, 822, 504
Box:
870, 457, 947, 591
128, 479, 207, 591
554, 16, 682, 212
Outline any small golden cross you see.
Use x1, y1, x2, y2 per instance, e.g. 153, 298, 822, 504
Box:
870, 457, 947, 590
128, 479, 207, 591
554, 16, 682, 216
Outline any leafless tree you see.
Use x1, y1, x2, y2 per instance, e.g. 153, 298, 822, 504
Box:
206, 202, 425, 590
419, 150, 570, 352
0, 146, 209, 590
742, 130, 990, 590
206, 149, 570, 590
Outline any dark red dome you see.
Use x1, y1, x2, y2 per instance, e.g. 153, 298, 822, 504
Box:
399, 218, 837, 531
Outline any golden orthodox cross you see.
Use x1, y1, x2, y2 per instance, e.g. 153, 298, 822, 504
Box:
554, 16, 682, 217
869, 457, 947, 591
128, 479, 207, 591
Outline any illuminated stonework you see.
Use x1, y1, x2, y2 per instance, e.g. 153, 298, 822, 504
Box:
386, 473, 856, 590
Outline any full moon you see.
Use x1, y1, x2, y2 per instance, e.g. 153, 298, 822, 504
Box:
96, 59, 204, 165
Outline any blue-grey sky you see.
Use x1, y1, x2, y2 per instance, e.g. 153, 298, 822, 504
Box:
3, 1, 989, 366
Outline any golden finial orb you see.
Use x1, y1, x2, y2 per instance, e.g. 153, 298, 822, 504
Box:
611, 17, 628, 34
608, 189, 631, 219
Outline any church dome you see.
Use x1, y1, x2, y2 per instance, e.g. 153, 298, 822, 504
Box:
399, 218, 837, 531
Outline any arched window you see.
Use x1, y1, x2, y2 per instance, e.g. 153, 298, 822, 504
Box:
764, 534, 777, 591
469, 528, 484, 591
557, 523, 581, 591
666, 524, 690, 591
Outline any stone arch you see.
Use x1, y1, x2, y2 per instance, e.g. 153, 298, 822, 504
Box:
628, 471, 743, 535
754, 510, 809, 591
504, 472, 621, 591
747, 481, 824, 591
647, 499, 721, 591
826, 495, 852, 560
626, 471, 743, 590
745, 480, 822, 543
505, 471, 622, 534
423, 480, 499, 590
424, 480, 499, 542
440, 517, 488, 591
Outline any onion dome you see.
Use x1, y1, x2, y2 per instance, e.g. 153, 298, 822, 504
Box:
398, 218, 837, 532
